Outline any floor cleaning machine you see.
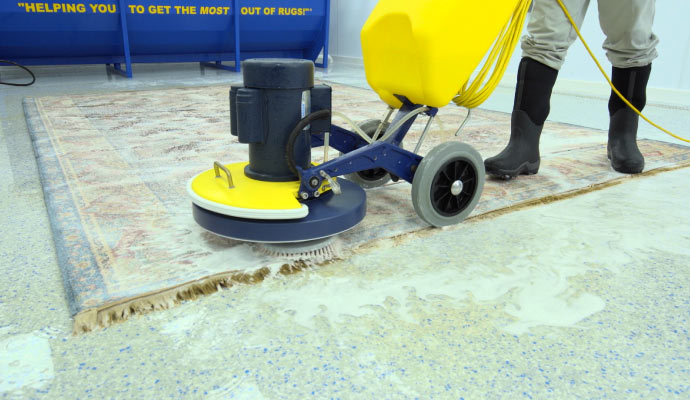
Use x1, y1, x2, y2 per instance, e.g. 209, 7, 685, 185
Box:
187, 58, 484, 246
187, 0, 534, 250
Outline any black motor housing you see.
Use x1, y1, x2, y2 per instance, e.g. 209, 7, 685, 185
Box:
230, 58, 332, 182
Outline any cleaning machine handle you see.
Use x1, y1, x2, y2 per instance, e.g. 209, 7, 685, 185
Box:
213, 161, 234, 189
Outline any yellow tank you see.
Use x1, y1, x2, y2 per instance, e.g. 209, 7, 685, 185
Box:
361, 0, 521, 108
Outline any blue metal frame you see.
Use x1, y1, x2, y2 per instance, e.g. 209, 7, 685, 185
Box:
111, 0, 133, 78
234, 0, 241, 72
315, 0, 331, 69
298, 100, 438, 198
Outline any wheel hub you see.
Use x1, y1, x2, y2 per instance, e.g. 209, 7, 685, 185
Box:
450, 180, 463, 196
431, 158, 478, 217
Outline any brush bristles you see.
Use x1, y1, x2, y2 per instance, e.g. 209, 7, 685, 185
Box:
262, 245, 336, 259
257, 238, 341, 262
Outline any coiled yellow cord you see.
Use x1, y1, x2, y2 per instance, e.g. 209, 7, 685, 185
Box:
453, 0, 532, 109
555, 0, 689, 143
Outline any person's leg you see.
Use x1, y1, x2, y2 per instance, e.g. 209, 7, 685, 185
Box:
597, 0, 658, 173
521, 0, 591, 70
486, 0, 590, 179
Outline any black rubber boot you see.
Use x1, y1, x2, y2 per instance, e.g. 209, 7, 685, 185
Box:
484, 110, 543, 178
607, 65, 651, 174
484, 58, 558, 179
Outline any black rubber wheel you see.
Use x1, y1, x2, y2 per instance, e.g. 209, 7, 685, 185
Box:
343, 119, 395, 189
411, 142, 485, 227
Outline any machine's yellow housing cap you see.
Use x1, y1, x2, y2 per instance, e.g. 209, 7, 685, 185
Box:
361, 0, 520, 109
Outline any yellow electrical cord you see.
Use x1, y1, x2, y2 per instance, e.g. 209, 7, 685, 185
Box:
555, 0, 689, 143
454, 0, 687, 143
453, 0, 532, 109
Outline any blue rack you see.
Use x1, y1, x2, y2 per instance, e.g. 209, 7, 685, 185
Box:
0, 0, 330, 77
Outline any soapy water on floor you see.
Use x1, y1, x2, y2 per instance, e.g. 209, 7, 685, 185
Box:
150, 190, 654, 338
258, 256, 606, 335
0, 333, 55, 394
229, 177, 684, 336
129, 165, 690, 340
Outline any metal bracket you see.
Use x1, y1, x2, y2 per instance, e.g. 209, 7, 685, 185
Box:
373, 106, 395, 141
455, 108, 472, 137
413, 115, 436, 154
320, 170, 341, 194
114, 0, 133, 78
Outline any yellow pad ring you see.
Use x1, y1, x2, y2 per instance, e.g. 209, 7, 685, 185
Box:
187, 162, 308, 220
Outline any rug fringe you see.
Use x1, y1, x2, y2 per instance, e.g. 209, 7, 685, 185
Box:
72, 266, 274, 334
472, 161, 690, 223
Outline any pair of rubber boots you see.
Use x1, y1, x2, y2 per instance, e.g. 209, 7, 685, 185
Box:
485, 58, 651, 179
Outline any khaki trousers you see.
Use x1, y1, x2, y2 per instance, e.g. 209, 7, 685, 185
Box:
521, 0, 659, 69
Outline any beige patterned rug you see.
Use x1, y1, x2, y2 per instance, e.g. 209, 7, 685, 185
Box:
23, 82, 690, 332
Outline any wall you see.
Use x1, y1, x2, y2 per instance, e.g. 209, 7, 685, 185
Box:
328, 0, 690, 91
328, 0, 378, 64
